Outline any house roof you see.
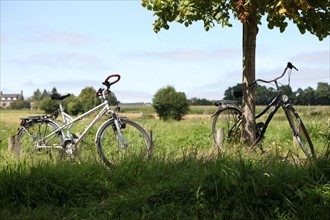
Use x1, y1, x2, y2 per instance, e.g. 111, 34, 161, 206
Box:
1, 94, 21, 98
0, 92, 24, 99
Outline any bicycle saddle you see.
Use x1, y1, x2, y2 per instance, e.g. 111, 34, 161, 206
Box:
50, 93, 71, 100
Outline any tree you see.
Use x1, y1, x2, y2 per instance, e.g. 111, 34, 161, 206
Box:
315, 82, 330, 105
79, 87, 101, 112
9, 99, 30, 109
223, 83, 243, 100
66, 97, 83, 115
39, 97, 58, 114
41, 89, 50, 99
142, 0, 329, 144
295, 87, 315, 105
255, 85, 276, 105
152, 85, 189, 121
107, 92, 120, 106
280, 85, 295, 100
32, 89, 42, 101
189, 97, 213, 105
31, 88, 58, 110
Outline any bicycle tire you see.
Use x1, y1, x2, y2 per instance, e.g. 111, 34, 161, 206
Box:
212, 106, 242, 152
96, 118, 152, 167
284, 105, 315, 159
16, 119, 64, 161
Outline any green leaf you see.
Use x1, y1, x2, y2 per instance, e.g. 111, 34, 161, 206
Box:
268, 22, 274, 29
215, 12, 223, 20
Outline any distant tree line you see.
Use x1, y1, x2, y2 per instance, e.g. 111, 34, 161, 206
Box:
8, 82, 329, 114
9, 87, 119, 115
223, 82, 330, 105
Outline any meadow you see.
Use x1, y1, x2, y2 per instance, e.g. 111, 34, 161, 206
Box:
0, 106, 329, 219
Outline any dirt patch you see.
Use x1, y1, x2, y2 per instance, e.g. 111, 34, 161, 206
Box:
183, 114, 212, 119
118, 112, 212, 119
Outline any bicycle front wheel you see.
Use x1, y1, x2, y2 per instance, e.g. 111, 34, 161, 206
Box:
212, 107, 242, 152
96, 118, 151, 167
16, 119, 64, 161
285, 105, 315, 159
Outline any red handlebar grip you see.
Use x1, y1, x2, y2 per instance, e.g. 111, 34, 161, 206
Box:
104, 74, 121, 86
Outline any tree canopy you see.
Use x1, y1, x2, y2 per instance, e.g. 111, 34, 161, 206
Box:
142, 0, 329, 40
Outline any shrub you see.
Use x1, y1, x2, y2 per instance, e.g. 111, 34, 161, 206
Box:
66, 97, 83, 115
152, 86, 189, 121
39, 97, 58, 114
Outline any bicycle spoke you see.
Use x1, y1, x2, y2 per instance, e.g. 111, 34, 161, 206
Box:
97, 118, 151, 167
16, 120, 63, 162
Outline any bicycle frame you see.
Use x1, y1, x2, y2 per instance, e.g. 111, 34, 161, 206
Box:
254, 92, 285, 145
212, 63, 315, 158
215, 65, 295, 146
37, 98, 117, 149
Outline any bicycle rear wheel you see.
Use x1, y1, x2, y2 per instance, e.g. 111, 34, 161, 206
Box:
96, 118, 151, 167
16, 119, 64, 161
284, 105, 315, 159
212, 107, 242, 152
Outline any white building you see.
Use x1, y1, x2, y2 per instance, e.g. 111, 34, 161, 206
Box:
0, 91, 24, 108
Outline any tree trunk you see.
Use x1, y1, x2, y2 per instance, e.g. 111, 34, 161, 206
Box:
241, 5, 257, 145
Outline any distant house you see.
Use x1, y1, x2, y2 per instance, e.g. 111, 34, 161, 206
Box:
0, 91, 24, 108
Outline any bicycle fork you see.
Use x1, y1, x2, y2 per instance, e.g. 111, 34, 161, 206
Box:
112, 118, 129, 150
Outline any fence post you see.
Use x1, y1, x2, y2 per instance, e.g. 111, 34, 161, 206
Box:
149, 130, 154, 156
216, 128, 225, 153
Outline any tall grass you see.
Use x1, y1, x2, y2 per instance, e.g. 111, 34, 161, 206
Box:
0, 155, 329, 219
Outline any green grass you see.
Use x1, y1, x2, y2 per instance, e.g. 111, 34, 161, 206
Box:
0, 107, 329, 219
0, 155, 329, 219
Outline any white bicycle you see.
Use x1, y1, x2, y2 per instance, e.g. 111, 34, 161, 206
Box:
16, 74, 152, 167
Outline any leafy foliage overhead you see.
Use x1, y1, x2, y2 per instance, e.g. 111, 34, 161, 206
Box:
142, 0, 329, 40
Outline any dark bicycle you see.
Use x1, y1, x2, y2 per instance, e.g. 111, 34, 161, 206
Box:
212, 62, 315, 160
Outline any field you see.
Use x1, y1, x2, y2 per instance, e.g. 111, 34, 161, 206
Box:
0, 106, 329, 219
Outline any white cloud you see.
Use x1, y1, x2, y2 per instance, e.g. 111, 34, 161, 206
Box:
121, 47, 241, 62
40, 32, 94, 46
292, 51, 330, 65
9, 52, 110, 70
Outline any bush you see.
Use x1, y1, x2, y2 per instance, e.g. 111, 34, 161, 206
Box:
66, 97, 83, 115
39, 97, 58, 114
152, 86, 189, 121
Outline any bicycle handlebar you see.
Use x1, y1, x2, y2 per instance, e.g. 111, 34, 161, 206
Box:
102, 74, 121, 88
249, 62, 298, 88
96, 74, 121, 97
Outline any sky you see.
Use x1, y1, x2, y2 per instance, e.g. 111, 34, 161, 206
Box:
1, 0, 329, 103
